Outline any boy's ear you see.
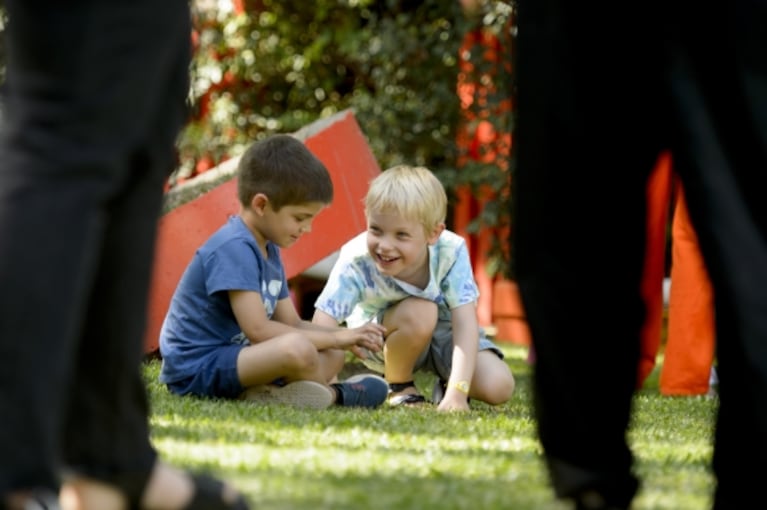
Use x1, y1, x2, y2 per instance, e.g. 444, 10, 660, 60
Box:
427, 222, 445, 245
250, 193, 269, 215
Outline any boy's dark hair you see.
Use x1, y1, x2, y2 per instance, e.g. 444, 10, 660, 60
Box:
237, 134, 333, 210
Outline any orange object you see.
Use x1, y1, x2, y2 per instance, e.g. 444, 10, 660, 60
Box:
637, 153, 716, 394
637, 153, 673, 385
454, 22, 516, 340
491, 278, 532, 346
660, 188, 716, 395
143, 110, 381, 353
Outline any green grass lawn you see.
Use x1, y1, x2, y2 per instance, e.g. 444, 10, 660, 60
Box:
143, 345, 717, 510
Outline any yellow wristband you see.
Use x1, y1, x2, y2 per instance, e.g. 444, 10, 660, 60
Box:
450, 380, 470, 394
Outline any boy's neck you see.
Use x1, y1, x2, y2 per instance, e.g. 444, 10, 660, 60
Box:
238, 210, 269, 257
396, 249, 431, 289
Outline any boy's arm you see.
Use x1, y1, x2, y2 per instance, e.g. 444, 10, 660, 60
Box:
229, 290, 299, 341
311, 309, 338, 328
300, 310, 380, 359
307, 309, 372, 359
230, 290, 384, 353
438, 302, 479, 412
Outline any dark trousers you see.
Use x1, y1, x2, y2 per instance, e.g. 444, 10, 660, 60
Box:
0, 0, 190, 501
513, 1, 767, 507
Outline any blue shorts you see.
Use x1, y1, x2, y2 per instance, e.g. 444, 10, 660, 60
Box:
165, 343, 247, 399
361, 318, 503, 381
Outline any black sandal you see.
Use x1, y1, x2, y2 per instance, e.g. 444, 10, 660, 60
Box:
387, 381, 427, 406
184, 473, 250, 510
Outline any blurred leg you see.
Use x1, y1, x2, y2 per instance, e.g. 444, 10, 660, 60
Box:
0, 0, 190, 504
663, 2, 767, 506
60, 3, 191, 503
513, 2, 665, 506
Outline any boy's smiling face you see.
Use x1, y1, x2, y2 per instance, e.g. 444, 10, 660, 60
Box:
365, 210, 442, 285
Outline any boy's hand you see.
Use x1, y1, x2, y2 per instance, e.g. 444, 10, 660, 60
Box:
334, 323, 385, 355
436, 390, 471, 412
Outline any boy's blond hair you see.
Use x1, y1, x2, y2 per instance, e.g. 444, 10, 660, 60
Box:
364, 165, 447, 233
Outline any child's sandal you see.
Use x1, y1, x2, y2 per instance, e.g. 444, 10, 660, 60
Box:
183, 473, 250, 510
387, 381, 427, 406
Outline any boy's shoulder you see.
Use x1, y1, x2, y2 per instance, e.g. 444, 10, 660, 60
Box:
437, 229, 465, 243
434, 229, 468, 250
201, 215, 256, 252
430, 230, 471, 271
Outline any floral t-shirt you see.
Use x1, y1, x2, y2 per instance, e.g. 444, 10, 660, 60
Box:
314, 229, 479, 327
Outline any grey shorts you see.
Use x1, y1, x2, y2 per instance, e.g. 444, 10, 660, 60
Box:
361, 318, 503, 381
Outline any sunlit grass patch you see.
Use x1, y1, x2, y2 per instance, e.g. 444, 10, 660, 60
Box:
144, 342, 715, 510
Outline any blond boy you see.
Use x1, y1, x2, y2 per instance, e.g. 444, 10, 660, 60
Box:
312, 165, 515, 411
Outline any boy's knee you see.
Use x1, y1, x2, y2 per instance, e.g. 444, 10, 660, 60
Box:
321, 348, 346, 374
397, 321, 434, 342
489, 372, 515, 404
280, 333, 321, 371
387, 298, 438, 339
475, 361, 515, 405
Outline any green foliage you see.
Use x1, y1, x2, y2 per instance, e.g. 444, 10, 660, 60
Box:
144, 345, 717, 510
180, 0, 471, 177
0, 1, 516, 274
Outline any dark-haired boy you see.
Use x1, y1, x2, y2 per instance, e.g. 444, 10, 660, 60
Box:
160, 135, 388, 409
